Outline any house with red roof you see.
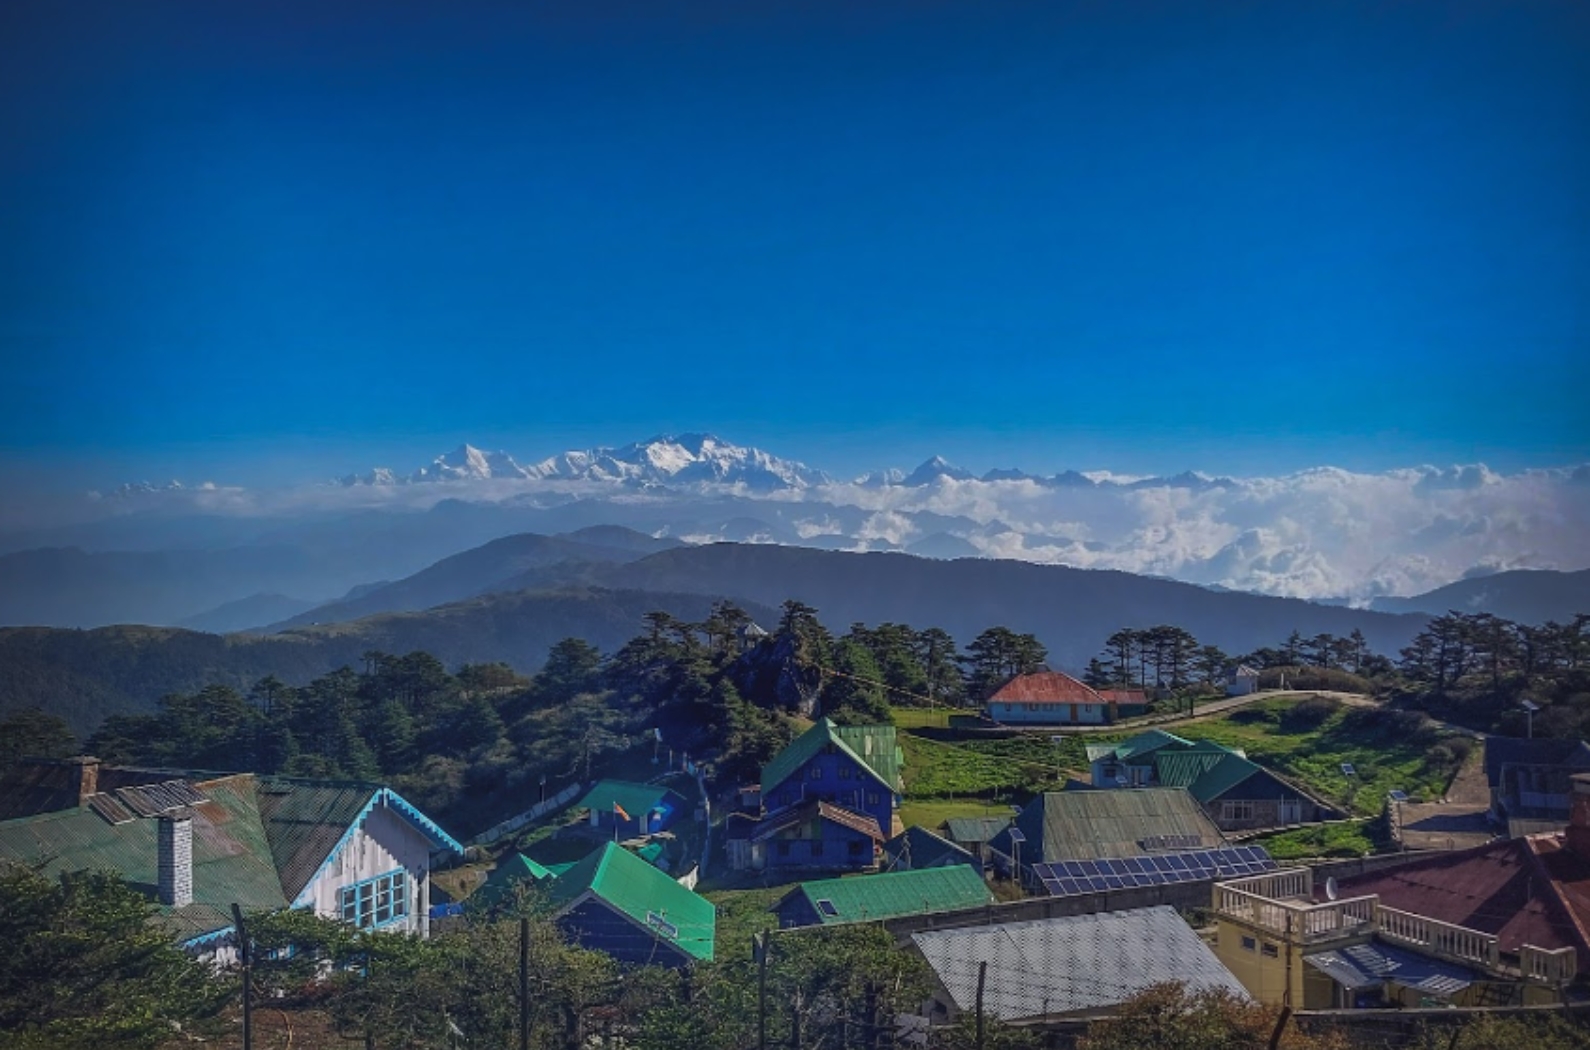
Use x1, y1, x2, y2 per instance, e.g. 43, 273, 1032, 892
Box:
1211, 772, 1590, 1010
984, 671, 1149, 726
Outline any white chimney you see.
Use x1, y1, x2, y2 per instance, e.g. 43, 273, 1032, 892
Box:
157, 811, 193, 907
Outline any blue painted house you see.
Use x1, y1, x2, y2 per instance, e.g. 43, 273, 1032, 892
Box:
545, 842, 714, 968
574, 779, 688, 838
747, 719, 903, 871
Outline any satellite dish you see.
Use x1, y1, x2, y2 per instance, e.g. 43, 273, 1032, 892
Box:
1325, 877, 1339, 901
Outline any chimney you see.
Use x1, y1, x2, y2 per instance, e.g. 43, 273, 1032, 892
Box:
157, 810, 194, 908
68, 755, 101, 804
1565, 774, 1590, 860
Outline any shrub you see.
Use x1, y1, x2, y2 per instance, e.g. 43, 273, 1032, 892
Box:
1280, 696, 1341, 732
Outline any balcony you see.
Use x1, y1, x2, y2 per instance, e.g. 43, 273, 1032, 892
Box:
1215, 868, 1580, 983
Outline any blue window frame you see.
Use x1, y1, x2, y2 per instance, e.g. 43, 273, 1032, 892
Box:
340, 869, 409, 929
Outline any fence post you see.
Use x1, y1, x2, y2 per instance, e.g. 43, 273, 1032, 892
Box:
1266, 1005, 1292, 1050
975, 960, 987, 1050
519, 916, 531, 1050
230, 903, 252, 1050
757, 930, 770, 1050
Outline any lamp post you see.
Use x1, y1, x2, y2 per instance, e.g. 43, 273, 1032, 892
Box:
1522, 699, 1541, 739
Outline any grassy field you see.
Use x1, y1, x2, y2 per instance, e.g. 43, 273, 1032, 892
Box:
898, 797, 1021, 831
890, 707, 955, 730
1252, 819, 1385, 860
889, 696, 1468, 822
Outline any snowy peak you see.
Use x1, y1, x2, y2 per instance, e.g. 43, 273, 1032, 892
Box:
410, 444, 531, 483
904, 456, 976, 486
532, 433, 831, 490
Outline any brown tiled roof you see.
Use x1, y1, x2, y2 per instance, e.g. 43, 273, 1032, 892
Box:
1329, 839, 1589, 964
751, 800, 884, 844
1098, 689, 1149, 704
988, 672, 1103, 705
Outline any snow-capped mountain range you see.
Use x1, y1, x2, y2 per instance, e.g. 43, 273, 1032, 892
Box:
340, 433, 832, 491
78, 433, 1590, 605
337, 434, 1232, 494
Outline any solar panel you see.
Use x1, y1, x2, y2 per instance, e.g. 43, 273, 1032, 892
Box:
1006, 827, 1027, 844
816, 899, 839, 917
1341, 763, 1357, 777
1030, 846, 1279, 897
1387, 790, 1409, 802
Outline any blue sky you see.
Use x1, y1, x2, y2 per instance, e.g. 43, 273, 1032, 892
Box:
1, 0, 1587, 488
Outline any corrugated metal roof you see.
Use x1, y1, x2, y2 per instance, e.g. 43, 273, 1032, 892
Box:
751, 800, 884, 844
759, 719, 901, 796
994, 788, 1225, 862
1152, 751, 1234, 789
1304, 941, 1476, 997
1331, 839, 1582, 958
574, 780, 680, 819
1483, 738, 1590, 785
0, 773, 289, 942
944, 816, 1011, 844
255, 778, 380, 900
1184, 755, 1264, 803
113, 780, 209, 818
546, 842, 714, 961
1111, 730, 1192, 762
785, 865, 992, 925
911, 906, 1247, 1020
884, 826, 975, 871
988, 672, 1102, 705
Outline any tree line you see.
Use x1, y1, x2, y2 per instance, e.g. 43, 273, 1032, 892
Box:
1080, 625, 1392, 693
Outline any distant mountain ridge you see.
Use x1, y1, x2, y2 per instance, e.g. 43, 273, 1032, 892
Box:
1368, 568, 1590, 623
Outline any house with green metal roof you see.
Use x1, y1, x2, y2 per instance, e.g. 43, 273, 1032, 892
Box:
988, 787, 1228, 888
772, 865, 993, 928
473, 852, 559, 909
0, 758, 463, 952
747, 719, 904, 872
545, 842, 714, 967
1084, 732, 1336, 832
574, 779, 689, 838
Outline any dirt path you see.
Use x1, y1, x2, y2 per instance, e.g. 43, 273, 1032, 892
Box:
1394, 739, 1495, 851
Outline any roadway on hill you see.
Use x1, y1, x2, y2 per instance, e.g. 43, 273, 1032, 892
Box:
1048, 688, 1379, 735
1393, 740, 1495, 851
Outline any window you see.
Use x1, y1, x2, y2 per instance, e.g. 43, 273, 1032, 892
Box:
866, 792, 880, 806
1240, 936, 1257, 952
1223, 800, 1257, 821
339, 870, 408, 929
1261, 942, 1279, 958
810, 766, 823, 780
839, 766, 852, 780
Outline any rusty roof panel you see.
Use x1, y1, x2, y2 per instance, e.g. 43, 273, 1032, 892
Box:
86, 793, 137, 825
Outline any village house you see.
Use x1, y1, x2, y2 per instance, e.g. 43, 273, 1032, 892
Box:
910, 906, 1248, 1024
987, 787, 1227, 889
0, 757, 462, 952
771, 865, 993, 929
1085, 730, 1334, 832
984, 671, 1149, 726
1226, 664, 1262, 696
883, 825, 976, 872
543, 841, 714, 968
1483, 736, 1590, 834
574, 779, 689, 838
1211, 774, 1590, 1009
740, 718, 903, 872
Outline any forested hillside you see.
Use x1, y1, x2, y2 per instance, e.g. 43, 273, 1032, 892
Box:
0, 589, 776, 734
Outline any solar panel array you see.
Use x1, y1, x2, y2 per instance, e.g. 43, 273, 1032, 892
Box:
1030, 845, 1278, 897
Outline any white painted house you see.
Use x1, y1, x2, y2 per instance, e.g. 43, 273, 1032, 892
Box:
1226, 665, 1262, 697
0, 759, 464, 952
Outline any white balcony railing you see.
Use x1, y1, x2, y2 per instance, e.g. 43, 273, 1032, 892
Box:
1377, 906, 1500, 969
1521, 945, 1578, 984
1213, 882, 1375, 944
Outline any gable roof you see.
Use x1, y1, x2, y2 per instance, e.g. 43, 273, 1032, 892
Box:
1329, 838, 1588, 963
943, 816, 1012, 844
751, 799, 885, 844
1105, 729, 1194, 763
996, 788, 1226, 862
0, 762, 463, 943
911, 906, 1247, 1020
574, 780, 683, 820
988, 672, 1101, 705
884, 825, 975, 871
1484, 738, 1590, 786
780, 865, 992, 925
0, 773, 291, 944
759, 719, 902, 795
545, 842, 714, 961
